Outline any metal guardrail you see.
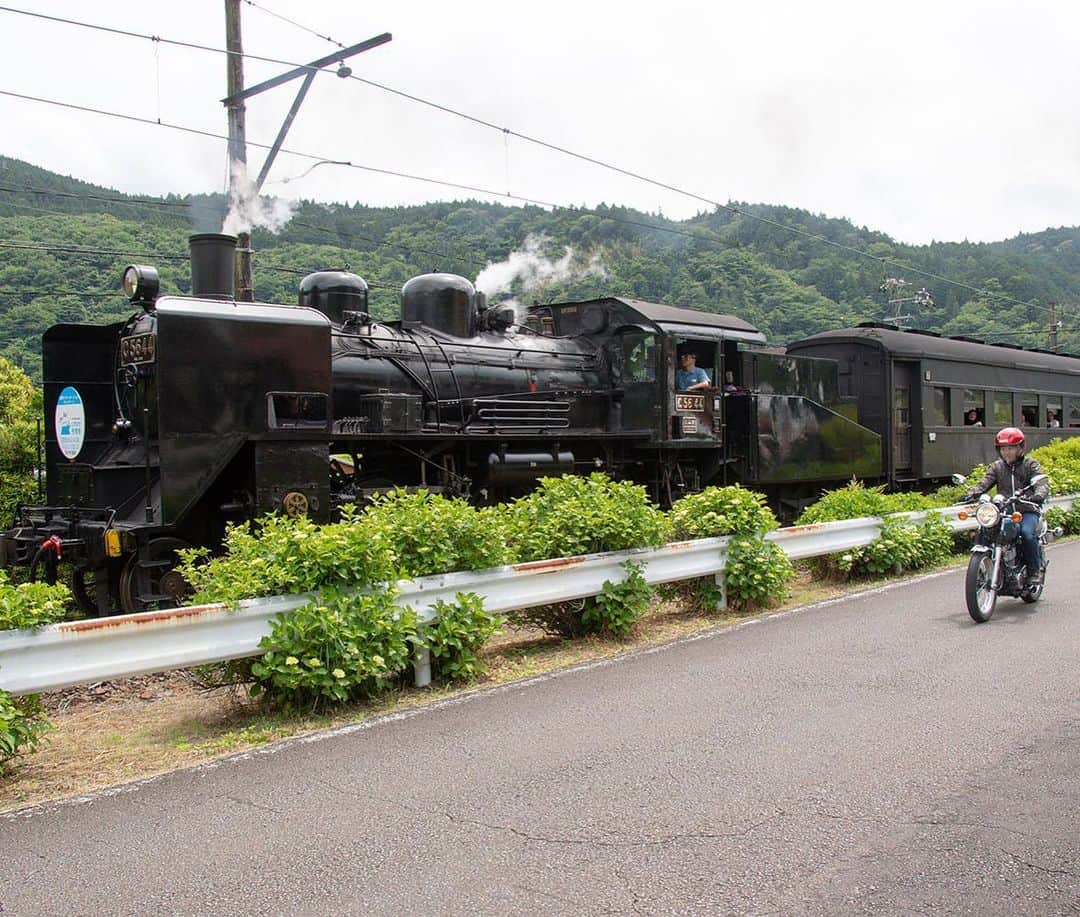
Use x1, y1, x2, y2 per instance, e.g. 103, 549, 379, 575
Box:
1, 496, 1073, 696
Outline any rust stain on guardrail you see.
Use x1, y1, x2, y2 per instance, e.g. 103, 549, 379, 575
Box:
57, 603, 227, 632
513, 556, 587, 574
772, 523, 828, 535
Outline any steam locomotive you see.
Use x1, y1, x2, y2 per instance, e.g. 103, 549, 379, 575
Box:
1, 233, 881, 615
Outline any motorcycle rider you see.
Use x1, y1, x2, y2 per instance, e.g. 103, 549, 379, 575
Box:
964, 427, 1050, 585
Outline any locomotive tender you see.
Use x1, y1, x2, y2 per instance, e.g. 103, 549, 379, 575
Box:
3, 233, 885, 615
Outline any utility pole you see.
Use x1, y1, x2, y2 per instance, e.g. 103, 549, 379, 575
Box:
878, 277, 933, 330
221, 3, 390, 302
1048, 302, 1061, 353
224, 0, 253, 301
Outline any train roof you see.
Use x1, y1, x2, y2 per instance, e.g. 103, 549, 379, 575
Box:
550, 297, 766, 344
790, 322, 1080, 375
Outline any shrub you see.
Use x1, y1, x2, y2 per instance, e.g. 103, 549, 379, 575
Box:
178, 509, 397, 606
796, 481, 959, 581
0, 357, 41, 527
423, 592, 503, 681
796, 480, 937, 526
0, 692, 51, 775
502, 473, 666, 562
835, 515, 954, 578
249, 586, 416, 711
1028, 438, 1080, 495
668, 485, 779, 539
928, 465, 988, 507
361, 490, 512, 577
723, 536, 796, 608
581, 561, 652, 638
0, 571, 71, 631
0, 572, 68, 773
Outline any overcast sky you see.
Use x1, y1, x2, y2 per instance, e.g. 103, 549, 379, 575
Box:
1, 0, 1077, 245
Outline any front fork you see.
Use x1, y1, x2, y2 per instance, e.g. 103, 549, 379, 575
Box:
989, 544, 1004, 594
972, 539, 1003, 594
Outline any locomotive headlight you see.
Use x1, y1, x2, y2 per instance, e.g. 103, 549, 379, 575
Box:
974, 503, 1000, 527
122, 264, 160, 308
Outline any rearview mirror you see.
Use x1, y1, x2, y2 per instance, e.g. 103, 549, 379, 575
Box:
951, 473, 967, 485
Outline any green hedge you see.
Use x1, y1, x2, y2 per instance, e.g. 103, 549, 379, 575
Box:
0, 572, 70, 773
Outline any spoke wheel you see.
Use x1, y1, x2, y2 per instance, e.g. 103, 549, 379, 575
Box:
965, 553, 997, 623
119, 537, 192, 615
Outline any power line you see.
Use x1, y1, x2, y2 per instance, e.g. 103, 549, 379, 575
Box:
2, 80, 1051, 320
0, 288, 117, 297
0, 182, 191, 209
0, 5, 341, 74
242, 0, 345, 50
0, 239, 188, 260
0, 8, 1055, 316
0, 181, 484, 269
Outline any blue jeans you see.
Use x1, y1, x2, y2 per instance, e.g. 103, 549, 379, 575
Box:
1019, 512, 1043, 574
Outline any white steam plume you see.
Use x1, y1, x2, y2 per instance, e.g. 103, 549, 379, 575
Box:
221, 159, 298, 235
474, 234, 607, 301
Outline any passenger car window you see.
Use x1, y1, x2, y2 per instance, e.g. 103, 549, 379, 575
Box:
1069, 399, 1080, 428
992, 391, 1012, 425
931, 387, 951, 425
962, 389, 983, 425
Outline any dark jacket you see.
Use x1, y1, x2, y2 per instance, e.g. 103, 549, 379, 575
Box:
967, 455, 1050, 505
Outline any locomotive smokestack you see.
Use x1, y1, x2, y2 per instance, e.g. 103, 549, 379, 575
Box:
189, 233, 237, 300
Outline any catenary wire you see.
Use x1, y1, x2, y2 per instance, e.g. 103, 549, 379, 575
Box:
242, 0, 346, 50
0, 5, 341, 74
0, 7, 1056, 316
0, 183, 487, 269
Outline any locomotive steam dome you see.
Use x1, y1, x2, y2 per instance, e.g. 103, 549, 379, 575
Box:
298, 270, 370, 325
401, 273, 477, 338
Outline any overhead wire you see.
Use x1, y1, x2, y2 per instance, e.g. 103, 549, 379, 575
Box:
241, 0, 346, 50
0, 181, 486, 269
0, 5, 1062, 317
0, 238, 188, 259
0, 5, 341, 74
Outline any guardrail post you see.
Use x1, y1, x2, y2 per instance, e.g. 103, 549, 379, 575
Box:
714, 572, 727, 611
413, 643, 432, 688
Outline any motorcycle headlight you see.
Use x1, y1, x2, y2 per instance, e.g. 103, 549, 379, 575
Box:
975, 503, 1001, 527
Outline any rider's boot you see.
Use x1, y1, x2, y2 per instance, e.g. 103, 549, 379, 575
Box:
1027, 566, 1044, 586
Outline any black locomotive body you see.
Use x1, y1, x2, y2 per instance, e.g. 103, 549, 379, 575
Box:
788, 323, 1080, 487
2, 234, 882, 615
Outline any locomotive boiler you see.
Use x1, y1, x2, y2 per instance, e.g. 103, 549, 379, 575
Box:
1, 234, 881, 615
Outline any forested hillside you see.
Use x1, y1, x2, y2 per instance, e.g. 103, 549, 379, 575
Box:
2, 154, 1079, 384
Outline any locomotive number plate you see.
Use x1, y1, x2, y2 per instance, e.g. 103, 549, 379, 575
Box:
675, 394, 705, 412
120, 333, 156, 365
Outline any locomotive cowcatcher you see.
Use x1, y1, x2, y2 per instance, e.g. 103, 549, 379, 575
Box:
0, 234, 880, 615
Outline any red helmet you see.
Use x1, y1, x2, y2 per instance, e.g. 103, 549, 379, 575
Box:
994, 426, 1025, 458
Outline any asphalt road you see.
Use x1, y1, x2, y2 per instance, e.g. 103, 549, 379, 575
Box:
2, 543, 1078, 916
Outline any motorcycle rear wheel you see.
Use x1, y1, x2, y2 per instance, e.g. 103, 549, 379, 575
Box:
965, 553, 997, 623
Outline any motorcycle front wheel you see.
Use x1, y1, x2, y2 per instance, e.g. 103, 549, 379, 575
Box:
965, 552, 997, 623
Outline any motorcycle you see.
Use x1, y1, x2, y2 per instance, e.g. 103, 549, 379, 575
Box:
959, 474, 1058, 623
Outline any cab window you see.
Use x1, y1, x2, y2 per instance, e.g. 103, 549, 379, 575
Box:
619, 332, 656, 383
676, 342, 716, 391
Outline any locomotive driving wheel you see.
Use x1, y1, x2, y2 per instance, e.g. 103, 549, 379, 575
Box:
119, 537, 193, 615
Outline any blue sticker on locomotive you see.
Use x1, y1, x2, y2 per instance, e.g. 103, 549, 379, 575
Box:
55, 385, 86, 460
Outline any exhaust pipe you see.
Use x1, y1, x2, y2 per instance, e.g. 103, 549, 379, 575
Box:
189, 233, 237, 300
